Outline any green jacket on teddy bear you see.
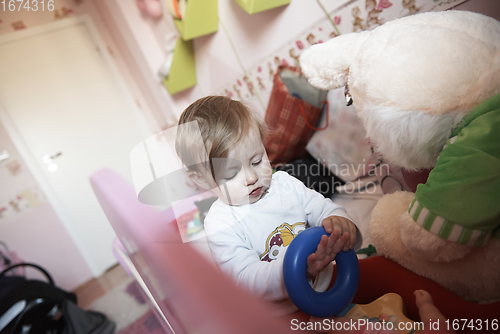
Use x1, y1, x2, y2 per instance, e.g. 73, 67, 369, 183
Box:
411, 93, 500, 247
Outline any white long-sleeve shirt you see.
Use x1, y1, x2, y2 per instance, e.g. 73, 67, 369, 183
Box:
204, 171, 362, 303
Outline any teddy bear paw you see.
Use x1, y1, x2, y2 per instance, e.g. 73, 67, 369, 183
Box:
399, 213, 472, 262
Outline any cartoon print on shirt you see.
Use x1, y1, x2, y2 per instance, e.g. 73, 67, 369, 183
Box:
260, 222, 306, 262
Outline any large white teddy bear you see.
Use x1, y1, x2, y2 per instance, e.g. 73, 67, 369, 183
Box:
300, 10, 500, 302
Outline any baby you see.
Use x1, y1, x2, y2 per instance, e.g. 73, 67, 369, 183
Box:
175, 96, 362, 306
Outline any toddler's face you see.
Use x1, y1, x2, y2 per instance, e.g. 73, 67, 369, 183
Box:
206, 129, 272, 206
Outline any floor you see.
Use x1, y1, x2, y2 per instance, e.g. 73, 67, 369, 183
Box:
72, 264, 131, 309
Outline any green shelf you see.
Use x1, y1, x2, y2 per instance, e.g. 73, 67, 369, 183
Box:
234, 0, 290, 14
162, 38, 196, 95
174, 0, 218, 40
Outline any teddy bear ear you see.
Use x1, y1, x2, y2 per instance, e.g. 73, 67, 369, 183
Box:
300, 31, 371, 90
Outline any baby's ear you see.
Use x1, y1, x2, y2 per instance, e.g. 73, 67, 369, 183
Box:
187, 170, 211, 191
300, 30, 371, 90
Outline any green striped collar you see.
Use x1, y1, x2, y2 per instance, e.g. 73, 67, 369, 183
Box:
408, 199, 491, 247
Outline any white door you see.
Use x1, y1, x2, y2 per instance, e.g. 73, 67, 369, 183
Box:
0, 17, 150, 276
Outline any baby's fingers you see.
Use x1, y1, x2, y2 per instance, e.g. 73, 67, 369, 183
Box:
322, 229, 338, 255
307, 253, 319, 278
322, 217, 335, 234
326, 229, 340, 246
333, 232, 349, 254
348, 222, 357, 249
307, 252, 317, 265
323, 216, 345, 235
336, 232, 350, 253
315, 235, 329, 261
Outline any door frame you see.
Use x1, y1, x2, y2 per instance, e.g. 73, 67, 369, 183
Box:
0, 16, 150, 276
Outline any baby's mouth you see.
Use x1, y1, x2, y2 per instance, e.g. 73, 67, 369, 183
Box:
249, 187, 262, 197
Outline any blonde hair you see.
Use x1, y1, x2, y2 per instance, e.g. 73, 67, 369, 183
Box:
175, 96, 267, 181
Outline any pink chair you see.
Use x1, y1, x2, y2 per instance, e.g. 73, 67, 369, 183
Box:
90, 168, 296, 334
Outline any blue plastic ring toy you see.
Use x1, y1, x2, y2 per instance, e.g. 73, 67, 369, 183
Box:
283, 226, 360, 318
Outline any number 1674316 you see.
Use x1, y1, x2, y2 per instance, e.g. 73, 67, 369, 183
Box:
2, 0, 55, 11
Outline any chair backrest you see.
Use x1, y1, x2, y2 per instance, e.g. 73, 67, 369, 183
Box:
89, 168, 292, 334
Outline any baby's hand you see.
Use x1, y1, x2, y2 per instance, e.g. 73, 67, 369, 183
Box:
306, 229, 349, 278
322, 216, 357, 251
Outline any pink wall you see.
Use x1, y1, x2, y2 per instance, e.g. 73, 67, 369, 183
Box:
0, 0, 175, 131
0, 0, 169, 290
0, 122, 93, 291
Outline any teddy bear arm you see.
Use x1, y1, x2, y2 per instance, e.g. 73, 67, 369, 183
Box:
370, 192, 473, 262
399, 212, 472, 262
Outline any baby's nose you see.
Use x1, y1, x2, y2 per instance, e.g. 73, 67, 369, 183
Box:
244, 169, 258, 185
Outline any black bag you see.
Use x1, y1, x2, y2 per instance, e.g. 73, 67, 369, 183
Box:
275, 153, 346, 199
0, 263, 115, 334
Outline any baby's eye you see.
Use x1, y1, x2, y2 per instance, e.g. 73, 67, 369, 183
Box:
224, 173, 237, 181
252, 159, 262, 166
